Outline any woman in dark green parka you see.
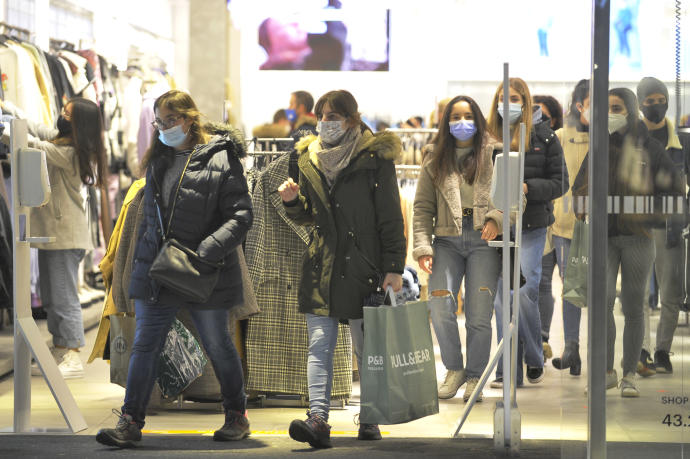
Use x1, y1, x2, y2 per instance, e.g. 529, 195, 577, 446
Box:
279, 90, 406, 448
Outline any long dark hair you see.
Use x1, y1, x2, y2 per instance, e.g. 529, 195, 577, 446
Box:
141, 90, 208, 171
314, 90, 371, 133
609, 87, 641, 141
53, 97, 107, 187
566, 79, 590, 127
430, 95, 487, 186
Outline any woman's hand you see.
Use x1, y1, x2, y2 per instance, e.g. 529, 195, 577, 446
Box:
481, 220, 499, 241
278, 177, 300, 202
382, 272, 403, 292
418, 255, 433, 274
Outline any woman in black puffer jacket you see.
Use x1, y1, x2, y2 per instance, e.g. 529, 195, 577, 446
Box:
96, 91, 253, 448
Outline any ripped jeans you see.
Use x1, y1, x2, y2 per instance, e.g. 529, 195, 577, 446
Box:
428, 217, 501, 379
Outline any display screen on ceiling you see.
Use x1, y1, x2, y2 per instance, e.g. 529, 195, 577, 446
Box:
257, 10, 390, 71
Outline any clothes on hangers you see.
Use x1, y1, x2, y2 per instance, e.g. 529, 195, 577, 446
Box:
244, 154, 353, 398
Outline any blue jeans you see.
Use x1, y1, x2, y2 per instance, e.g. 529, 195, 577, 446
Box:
122, 300, 245, 424
428, 220, 501, 379
495, 226, 547, 379
538, 249, 556, 341
305, 314, 363, 421
38, 249, 86, 349
553, 236, 582, 344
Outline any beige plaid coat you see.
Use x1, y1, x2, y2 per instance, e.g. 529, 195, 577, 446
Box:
245, 155, 352, 397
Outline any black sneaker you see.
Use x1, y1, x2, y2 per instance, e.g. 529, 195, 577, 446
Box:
526, 366, 544, 384
654, 350, 673, 374
95, 410, 142, 448
213, 410, 250, 441
289, 411, 332, 449
637, 349, 656, 377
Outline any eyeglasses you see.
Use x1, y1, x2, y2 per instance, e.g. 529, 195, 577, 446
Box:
152, 115, 182, 131
61, 107, 72, 120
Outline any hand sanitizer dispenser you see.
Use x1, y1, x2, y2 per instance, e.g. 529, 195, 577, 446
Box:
18, 147, 51, 207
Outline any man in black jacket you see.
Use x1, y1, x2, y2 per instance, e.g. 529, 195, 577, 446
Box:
637, 77, 689, 375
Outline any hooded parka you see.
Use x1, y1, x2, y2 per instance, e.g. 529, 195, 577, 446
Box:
128, 125, 253, 309
284, 129, 406, 320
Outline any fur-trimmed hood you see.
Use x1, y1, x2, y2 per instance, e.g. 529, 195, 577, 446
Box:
294, 113, 317, 130
252, 122, 290, 139
296, 129, 402, 162
200, 122, 247, 159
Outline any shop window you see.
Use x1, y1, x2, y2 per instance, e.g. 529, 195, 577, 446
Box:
6, 0, 36, 32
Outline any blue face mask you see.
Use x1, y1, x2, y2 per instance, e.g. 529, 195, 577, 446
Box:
497, 102, 523, 124
158, 124, 188, 148
285, 109, 297, 123
449, 119, 477, 141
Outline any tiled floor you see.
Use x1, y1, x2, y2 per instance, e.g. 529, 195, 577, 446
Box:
1, 274, 689, 455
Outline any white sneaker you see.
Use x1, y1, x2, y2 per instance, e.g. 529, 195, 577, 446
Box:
31, 348, 68, 376
58, 350, 84, 379
620, 373, 639, 398
584, 369, 618, 395
463, 378, 483, 403
438, 369, 466, 399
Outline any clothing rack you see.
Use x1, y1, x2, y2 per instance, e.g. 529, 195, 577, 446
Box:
49, 38, 76, 51
0, 22, 31, 40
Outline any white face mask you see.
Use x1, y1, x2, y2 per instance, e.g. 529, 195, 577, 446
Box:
497, 102, 523, 124
158, 124, 188, 148
317, 120, 346, 145
581, 105, 590, 124
607, 113, 627, 134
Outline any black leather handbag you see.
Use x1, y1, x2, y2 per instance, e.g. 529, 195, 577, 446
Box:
149, 198, 223, 303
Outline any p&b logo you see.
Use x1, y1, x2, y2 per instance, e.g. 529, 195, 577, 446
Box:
368, 355, 384, 366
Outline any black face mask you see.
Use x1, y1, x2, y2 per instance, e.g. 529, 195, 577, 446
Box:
57, 115, 72, 137
641, 103, 668, 124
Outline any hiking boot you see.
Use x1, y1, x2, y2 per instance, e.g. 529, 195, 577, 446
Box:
654, 350, 673, 374
95, 410, 142, 448
620, 373, 640, 398
58, 350, 84, 379
289, 411, 332, 449
543, 341, 553, 361
526, 366, 544, 384
438, 369, 466, 399
213, 410, 250, 441
637, 349, 656, 377
463, 378, 483, 403
358, 423, 382, 441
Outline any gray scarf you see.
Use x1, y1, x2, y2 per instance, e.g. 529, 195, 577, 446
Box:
313, 128, 362, 187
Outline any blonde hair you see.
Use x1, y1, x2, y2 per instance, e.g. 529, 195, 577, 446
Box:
486, 77, 533, 150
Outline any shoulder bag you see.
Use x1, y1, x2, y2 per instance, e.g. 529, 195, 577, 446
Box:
148, 196, 223, 303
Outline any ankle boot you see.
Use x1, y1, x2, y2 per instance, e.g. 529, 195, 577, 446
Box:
552, 341, 581, 375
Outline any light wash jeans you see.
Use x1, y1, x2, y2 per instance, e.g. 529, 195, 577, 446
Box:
123, 299, 245, 424
38, 249, 86, 349
305, 314, 363, 421
607, 235, 655, 375
427, 217, 501, 379
538, 249, 556, 341
495, 226, 547, 380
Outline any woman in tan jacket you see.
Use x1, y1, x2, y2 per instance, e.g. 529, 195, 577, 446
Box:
550, 79, 590, 376
413, 95, 503, 403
